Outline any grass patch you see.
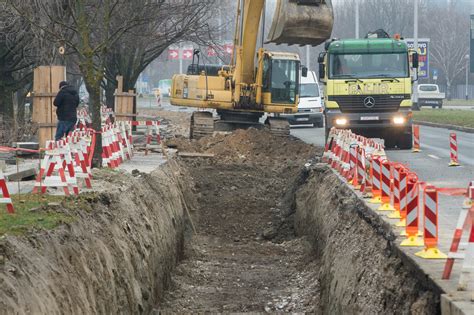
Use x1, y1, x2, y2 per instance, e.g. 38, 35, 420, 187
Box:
444, 99, 474, 107
0, 194, 74, 236
413, 109, 474, 128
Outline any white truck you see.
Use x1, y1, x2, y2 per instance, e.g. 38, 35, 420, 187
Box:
415, 84, 445, 109
282, 71, 324, 128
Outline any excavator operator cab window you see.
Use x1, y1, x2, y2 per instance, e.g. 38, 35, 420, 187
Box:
268, 59, 299, 105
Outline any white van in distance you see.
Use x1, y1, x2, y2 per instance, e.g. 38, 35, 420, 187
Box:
283, 70, 324, 127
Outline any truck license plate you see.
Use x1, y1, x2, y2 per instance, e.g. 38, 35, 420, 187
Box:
360, 116, 379, 121
296, 117, 309, 121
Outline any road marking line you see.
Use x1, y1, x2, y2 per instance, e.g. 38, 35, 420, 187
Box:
428, 154, 441, 160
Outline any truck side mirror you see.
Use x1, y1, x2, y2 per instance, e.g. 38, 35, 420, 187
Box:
302, 66, 308, 77
412, 52, 419, 69
319, 63, 325, 80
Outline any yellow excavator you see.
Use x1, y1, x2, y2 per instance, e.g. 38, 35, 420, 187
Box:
170, 0, 334, 138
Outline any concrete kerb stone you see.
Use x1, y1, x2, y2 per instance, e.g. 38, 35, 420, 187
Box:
414, 121, 474, 134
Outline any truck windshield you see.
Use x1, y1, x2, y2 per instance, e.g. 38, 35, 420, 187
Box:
419, 85, 437, 92
329, 53, 409, 79
270, 59, 299, 104
300, 84, 319, 98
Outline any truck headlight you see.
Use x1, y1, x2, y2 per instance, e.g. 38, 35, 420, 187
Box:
393, 116, 405, 125
335, 118, 348, 126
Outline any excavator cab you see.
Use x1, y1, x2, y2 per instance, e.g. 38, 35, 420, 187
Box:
262, 54, 300, 105
267, 0, 334, 46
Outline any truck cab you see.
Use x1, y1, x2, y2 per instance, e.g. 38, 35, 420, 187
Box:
319, 36, 415, 149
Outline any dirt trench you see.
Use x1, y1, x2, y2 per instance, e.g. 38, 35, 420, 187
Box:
0, 127, 444, 314
156, 129, 443, 314
155, 131, 323, 313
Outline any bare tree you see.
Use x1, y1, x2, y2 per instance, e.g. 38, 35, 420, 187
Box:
0, 2, 37, 120
422, 4, 469, 99
103, 0, 218, 108
6, 0, 171, 166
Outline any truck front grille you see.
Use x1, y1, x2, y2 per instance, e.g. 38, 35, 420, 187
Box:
328, 94, 409, 113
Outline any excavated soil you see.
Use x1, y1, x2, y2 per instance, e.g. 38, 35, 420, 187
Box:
0, 112, 444, 314
295, 164, 443, 314
155, 129, 323, 313
0, 162, 194, 314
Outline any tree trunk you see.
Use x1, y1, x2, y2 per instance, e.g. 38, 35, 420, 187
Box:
446, 80, 452, 101
105, 80, 116, 109
86, 84, 103, 168
0, 85, 14, 120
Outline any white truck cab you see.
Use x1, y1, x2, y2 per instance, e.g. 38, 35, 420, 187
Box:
283, 70, 324, 127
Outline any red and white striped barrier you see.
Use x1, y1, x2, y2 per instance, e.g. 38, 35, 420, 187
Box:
0, 170, 14, 214
369, 156, 383, 204
442, 205, 473, 280
388, 163, 403, 219
353, 146, 365, 190
33, 145, 72, 196
457, 224, 474, 291
415, 185, 447, 259
464, 181, 474, 209
377, 159, 395, 211
400, 173, 424, 247
348, 144, 358, 183
395, 167, 408, 227
412, 124, 421, 153
449, 132, 460, 167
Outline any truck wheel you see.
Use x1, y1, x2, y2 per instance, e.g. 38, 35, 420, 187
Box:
314, 121, 324, 128
397, 131, 413, 150
439, 104, 443, 109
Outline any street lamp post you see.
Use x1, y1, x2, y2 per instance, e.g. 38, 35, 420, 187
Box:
413, 0, 419, 106
466, 54, 470, 100
355, 0, 359, 39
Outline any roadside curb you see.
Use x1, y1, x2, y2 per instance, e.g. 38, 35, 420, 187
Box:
413, 120, 474, 134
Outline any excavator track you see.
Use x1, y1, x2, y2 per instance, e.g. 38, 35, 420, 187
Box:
190, 111, 214, 140
267, 117, 290, 137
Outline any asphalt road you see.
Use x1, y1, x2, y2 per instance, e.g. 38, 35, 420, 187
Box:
291, 125, 474, 188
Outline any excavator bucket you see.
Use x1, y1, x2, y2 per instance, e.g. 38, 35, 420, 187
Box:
267, 0, 334, 46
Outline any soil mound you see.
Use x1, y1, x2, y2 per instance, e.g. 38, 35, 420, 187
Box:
173, 128, 322, 164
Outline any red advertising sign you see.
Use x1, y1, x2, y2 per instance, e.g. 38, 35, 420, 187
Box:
207, 46, 217, 57
224, 43, 234, 55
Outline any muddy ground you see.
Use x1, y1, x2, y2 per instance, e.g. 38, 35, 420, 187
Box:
155, 129, 324, 313
0, 109, 444, 314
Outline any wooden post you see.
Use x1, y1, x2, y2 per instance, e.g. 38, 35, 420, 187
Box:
32, 66, 66, 147
114, 76, 136, 121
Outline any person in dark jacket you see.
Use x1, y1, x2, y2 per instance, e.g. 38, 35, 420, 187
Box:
53, 81, 79, 141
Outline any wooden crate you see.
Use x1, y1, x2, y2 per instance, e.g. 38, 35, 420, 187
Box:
114, 76, 136, 121
32, 66, 66, 147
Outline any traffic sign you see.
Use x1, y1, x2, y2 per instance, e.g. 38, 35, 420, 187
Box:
168, 47, 179, 60
182, 47, 193, 60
